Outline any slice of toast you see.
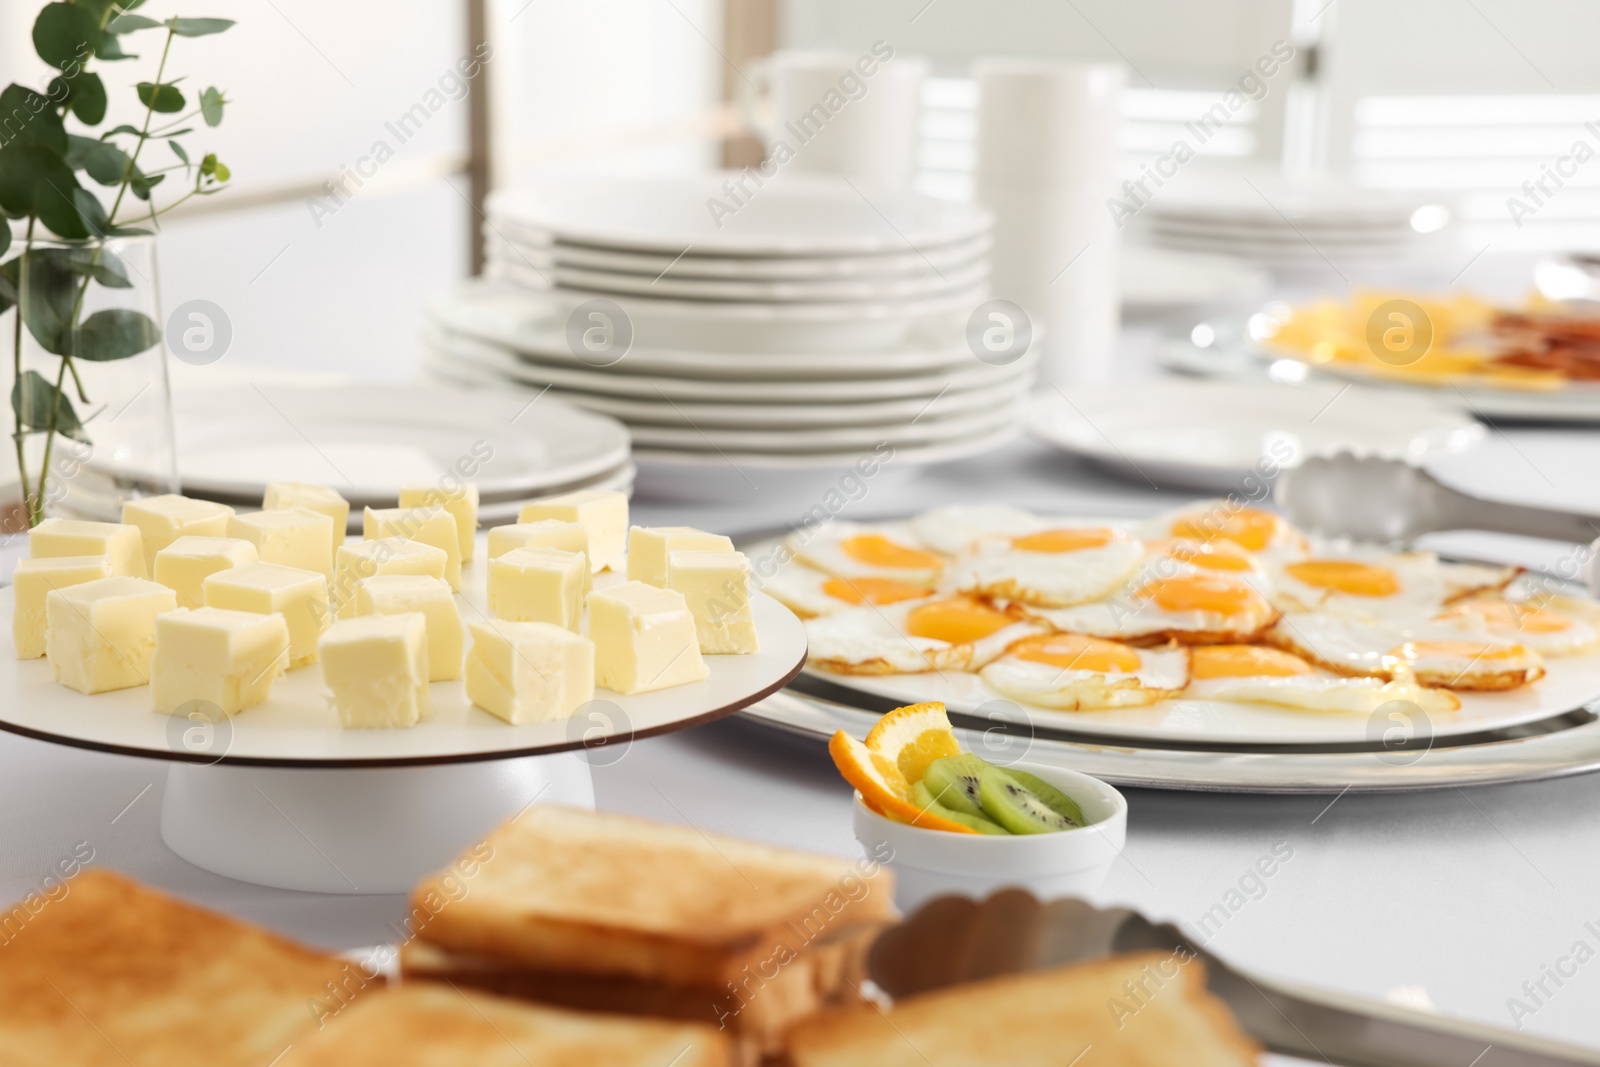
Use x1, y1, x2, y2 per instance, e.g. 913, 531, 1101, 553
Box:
0, 869, 361, 1066
285, 983, 731, 1066
785, 951, 1260, 1067
409, 806, 894, 989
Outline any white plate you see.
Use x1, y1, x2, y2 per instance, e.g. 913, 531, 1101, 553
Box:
486, 230, 994, 280
486, 256, 991, 304
151, 384, 631, 505
1026, 380, 1484, 492
624, 404, 1020, 452
428, 292, 984, 378
486, 172, 991, 256
0, 543, 804, 766
422, 329, 1032, 401
1119, 247, 1269, 311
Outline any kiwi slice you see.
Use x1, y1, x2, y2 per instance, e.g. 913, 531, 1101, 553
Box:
911, 780, 1010, 835
977, 766, 1077, 835
920, 754, 989, 818
998, 768, 1086, 828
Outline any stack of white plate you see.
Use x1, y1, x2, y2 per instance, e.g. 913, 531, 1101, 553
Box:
59, 384, 633, 528
1140, 175, 1450, 266
423, 173, 1030, 498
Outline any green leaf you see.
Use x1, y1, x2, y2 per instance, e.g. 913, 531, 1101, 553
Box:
106, 13, 161, 32
0, 84, 68, 155
65, 134, 130, 187
199, 87, 224, 127
75, 308, 159, 361
158, 128, 193, 138
65, 72, 107, 125
72, 188, 109, 236
0, 222, 9, 259
0, 256, 17, 316
33, 3, 101, 70
13, 369, 89, 443
168, 141, 189, 165
0, 145, 87, 240
136, 82, 184, 113
129, 171, 165, 200
12, 248, 77, 354
166, 17, 233, 37
212, 162, 230, 182
66, 243, 131, 288
102, 124, 143, 139
94, 33, 136, 61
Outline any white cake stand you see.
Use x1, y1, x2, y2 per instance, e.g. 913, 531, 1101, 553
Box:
0, 547, 807, 894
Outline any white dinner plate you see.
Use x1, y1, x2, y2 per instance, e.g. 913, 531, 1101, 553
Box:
421, 328, 1033, 402
148, 384, 630, 505
0, 542, 805, 766
624, 403, 1019, 452
486, 172, 991, 256
1026, 380, 1484, 492
486, 229, 993, 280
486, 255, 991, 304
427, 293, 986, 379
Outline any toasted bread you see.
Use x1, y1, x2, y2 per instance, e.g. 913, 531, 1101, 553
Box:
285, 983, 731, 1066
785, 952, 1260, 1067
409, 806, 894, 989
0, 869, 359, 1066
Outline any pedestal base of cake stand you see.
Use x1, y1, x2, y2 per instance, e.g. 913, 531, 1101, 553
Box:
159, 752, 595, 894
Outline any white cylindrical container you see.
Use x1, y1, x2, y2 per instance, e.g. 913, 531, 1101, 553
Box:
974, 59, 1126, 386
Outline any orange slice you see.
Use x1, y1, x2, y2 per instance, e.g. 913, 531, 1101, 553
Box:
863, 701, 962, 784
829, 730, 976, 834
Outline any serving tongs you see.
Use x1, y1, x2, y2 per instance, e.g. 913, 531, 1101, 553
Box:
870, 892, 1600, 1067
1275, 453, 1600, 591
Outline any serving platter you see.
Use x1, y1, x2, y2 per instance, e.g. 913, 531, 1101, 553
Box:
0, 536, 806, 768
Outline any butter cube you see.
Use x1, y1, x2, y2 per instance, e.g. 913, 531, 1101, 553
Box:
151, 607, 290, 716
399, 483, 479, 563
319, 614, 431, 728
30, 518, 146, 578
627, 526, 734, 587
153, 536, 258, 609
466, 620, 594, 725
518, 489, 627, 573
12, 556, 113, 659
588, 581, 708, 695
487, 520, 591, 593
354, 575, 463, 681
204, 562, 330, 668
332, 538, 448, 618
121, 495, 234, 569
363, 505, 461, 591
263, 482, 349, 551
489, 547, 585, 630
45, 577, 176, 694
228, 508, 334, 580
668, 549, 759, 654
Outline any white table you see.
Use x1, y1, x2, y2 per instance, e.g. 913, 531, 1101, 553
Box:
6, 336, 1600, 1054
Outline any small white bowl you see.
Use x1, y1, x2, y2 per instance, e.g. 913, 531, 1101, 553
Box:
852, 762, 1129, 913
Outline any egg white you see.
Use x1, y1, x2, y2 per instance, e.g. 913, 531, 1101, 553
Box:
950, 531, 1145, 608
1187, 671, 1460, 715
909, 505, 1041, 557
1023, 575, 1279, 645
805, 598, 1040, 675
981, 643, 1190, 710
1268, 551, 1514, 617
760, 563, 929, 619
791, 521, 945, 586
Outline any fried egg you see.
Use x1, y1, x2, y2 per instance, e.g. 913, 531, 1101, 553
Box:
1185, 644, 1461, 714
1270, 552, 1514, 617
951, 527, 1145, 607
1436, 596, 1598, 656
1266, 612, 1547, 690
1149, 503, 1306, 559
909, 504, 1041, 556
980, 632, 1189, 710
792, 522, 945, 586
806, 595, 1040, 675
1024, 573, 1280, 645
761, 565, 931, 619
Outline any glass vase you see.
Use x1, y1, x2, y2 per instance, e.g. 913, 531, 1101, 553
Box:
4, 232, 178, 530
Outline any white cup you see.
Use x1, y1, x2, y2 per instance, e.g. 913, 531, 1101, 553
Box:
742, 49, 929, 189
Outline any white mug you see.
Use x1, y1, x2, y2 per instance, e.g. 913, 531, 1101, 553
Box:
741, 48, 928, 189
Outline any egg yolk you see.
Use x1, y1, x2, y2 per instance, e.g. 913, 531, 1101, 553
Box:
1190, 644, 1313, 679
1012, 528, 1118, 553
1397, 640, 1528, 662
839, 534, 943, 571
905, 598, 1015, 644
1284, 560, 1401, 597
821, 576, 931, 606
1438, 599, 1570, 634
1166, 539, 1255, 572
1140, 575, 1261, 615
1171, 507, 1283, 552
1011, 633, 1142, 674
